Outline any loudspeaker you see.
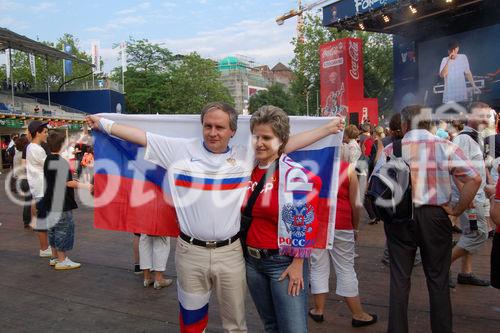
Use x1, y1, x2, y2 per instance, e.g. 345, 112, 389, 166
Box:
349, 112, 359, 127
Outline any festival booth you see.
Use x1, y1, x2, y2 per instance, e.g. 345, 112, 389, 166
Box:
319, 37, 378, 125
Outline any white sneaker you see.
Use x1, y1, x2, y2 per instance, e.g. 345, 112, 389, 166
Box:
55, 258, 81, 270
49, 258, 59, 266
39, 247, 52, 258
154, 279, 173, 290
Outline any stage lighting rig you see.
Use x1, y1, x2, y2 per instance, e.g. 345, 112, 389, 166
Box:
409, 5, 418, 14
359, 22, 365, 30
382, 14, 390, 23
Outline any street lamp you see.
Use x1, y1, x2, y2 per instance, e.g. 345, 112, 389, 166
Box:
306, 83, 314, 116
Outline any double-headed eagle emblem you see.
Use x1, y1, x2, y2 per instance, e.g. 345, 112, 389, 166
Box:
281, 202, 315, 238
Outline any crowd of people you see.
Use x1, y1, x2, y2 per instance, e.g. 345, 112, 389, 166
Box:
3, 100, 499, 333
1, 80, 32, 93
7, 125, 94, 269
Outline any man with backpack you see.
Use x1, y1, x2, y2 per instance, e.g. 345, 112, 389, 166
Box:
448, 102, 491, 287
377, 105, 481, 333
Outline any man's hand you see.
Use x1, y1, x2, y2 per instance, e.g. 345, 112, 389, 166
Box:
485, 184, 496, 199
85, 115, 102, 131
442, 202, 460, 216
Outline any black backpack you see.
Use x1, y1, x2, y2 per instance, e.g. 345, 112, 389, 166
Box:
366, 140, 413, 223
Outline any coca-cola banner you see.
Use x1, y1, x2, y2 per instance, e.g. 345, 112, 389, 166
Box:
320, 37, 378, 124
320, 37, 365, 115
320, 39, 347, 117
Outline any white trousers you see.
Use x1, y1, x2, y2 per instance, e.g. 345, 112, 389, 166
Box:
310, 230, 359, 297
139, 234, 170, 272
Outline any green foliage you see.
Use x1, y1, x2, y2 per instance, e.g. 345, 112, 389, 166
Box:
290, 14, 393, 116
248, 83, 299, 115
110, 38, 233, 114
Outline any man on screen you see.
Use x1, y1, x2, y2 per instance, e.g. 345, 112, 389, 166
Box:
439, 41, 481, 104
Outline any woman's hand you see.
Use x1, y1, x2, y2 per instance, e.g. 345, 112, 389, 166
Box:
328, 116, 346, 134
278, 258, 304, 296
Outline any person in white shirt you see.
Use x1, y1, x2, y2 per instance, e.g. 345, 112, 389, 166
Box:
26, 120, 51, 257
439, 41, 480, 104
449, 102, 491, 287
86, 102, 344, 332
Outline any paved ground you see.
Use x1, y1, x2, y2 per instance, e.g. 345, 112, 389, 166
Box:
0, 173, 499, 332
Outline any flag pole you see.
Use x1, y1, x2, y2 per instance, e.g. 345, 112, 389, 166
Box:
8, 45, 14, 106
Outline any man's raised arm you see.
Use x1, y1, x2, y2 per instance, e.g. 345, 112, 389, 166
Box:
86, 115, 147, 147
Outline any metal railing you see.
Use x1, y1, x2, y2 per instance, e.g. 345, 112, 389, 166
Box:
0, 91, 85, 120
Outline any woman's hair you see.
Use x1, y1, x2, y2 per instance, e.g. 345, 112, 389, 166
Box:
374, 125, 385, 139
344, 124, 360, 140
15, 136, 29, 151
47, 131, 66, 153
250, 105, 290, 155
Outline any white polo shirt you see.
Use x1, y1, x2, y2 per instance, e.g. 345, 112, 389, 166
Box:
26, 143, 47, 199
144, 133, 255, 241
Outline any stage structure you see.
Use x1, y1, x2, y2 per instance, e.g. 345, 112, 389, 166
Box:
322, 0, 500, 112
320, 37, 378, 125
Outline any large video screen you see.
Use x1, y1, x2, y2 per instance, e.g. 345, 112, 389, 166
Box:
418, 24, 500, 108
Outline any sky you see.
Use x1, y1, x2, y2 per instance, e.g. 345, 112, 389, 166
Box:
0, 0, 331, 73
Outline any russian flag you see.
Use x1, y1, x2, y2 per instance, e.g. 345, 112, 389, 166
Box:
93, 114, 341, 248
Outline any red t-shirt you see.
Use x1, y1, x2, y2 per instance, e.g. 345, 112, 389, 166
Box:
335, 161, 353, 230
242, 166, 280, 249
362, 137, 374, 157
494, 180, 500, 233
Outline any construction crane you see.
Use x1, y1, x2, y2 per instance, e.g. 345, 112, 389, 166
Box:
276, 0, 330, 42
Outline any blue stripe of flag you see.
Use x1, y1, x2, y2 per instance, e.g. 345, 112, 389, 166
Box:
179, 302, 209, 325
174, 174, 248, 185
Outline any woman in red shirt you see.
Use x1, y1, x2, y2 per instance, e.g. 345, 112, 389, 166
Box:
308, 160, 378, 327
242, 106, 322, 333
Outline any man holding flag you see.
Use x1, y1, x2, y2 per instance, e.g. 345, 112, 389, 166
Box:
86, 102, 344, 332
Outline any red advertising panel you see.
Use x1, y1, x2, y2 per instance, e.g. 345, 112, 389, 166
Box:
320, 37, 378, 125
320, 39, 348, 117
345, 38, 364, 101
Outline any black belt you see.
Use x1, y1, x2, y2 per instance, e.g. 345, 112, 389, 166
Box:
247, 246, 280, 259
179, 231, 240, 249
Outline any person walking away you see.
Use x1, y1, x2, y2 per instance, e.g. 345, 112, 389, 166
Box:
381, 105, 481, 333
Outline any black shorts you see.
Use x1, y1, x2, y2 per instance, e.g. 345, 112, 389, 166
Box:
33, 200, 48, 231
492, 233, 500, 289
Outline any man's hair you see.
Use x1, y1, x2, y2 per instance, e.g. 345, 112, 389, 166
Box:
448, 41, 459, 52
29, 124, 47, 139
389, 113, 402, 132
345, 124, 360, 140
250, 105, 290, 155
360, 122, 371, 133
469, 101, 490, 112
47, 131, 66, 153
200, 102, 238, 131
400, 104, 431, 130
15, 136, 29, 151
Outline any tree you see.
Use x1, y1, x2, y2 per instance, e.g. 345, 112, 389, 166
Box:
290, 14, 393, 117
248, 83, 299, 115
111, 38, 233, 114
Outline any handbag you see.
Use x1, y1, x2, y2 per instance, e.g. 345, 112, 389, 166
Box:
240, 159, 279, 256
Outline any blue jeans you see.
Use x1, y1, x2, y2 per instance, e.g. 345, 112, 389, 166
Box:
48, 211, 75, 252
246, 254, 308, 333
